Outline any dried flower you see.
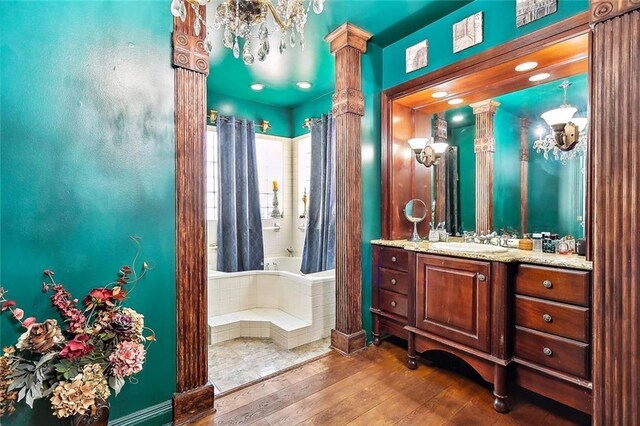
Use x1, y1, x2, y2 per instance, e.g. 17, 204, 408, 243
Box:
59, 335, 92, 360
0, 349, 17, 417
11, 308, 24, 321
110, 312, 133, 335
122, 308, 144, 339
50, 285, 85, 334
16, 319, 64, 353
50, 377, 95, 418
109, 341, 145, 378
83, 288, 114, 309
81, 364, 110, 401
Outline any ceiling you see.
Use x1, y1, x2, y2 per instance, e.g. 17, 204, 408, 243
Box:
206, 0, 472, 108
446, 73, 588, 130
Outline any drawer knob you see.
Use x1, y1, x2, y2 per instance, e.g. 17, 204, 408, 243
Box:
391, 256, 397, 263
543, 347, 553, 356
543, 314, 553, 323
391, 301, 397, 307
543, 280, 553, 289
391, 278, 397, 285
478, 274, 486, 282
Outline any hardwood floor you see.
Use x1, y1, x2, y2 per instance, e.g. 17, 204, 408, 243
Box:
195, 340, 591, 426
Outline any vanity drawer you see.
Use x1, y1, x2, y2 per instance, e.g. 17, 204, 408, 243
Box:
379, 289, 408, 318
515, 265, 590, 306
514, 326, 590, 379
515, 295, 590, 343
379, 247, 409, 272
378, 268, 409, 295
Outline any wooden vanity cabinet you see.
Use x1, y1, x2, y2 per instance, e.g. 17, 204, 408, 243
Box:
371, 245, 414, 344
414, 255, 491, 352
406, 253, 511, 413
512, 264, 593, 414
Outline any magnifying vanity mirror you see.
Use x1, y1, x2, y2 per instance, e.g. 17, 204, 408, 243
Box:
385, 32, 589, 242
404, 198, 427, 242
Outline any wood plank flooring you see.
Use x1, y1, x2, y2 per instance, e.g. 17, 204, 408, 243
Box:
195, 340, 591, 426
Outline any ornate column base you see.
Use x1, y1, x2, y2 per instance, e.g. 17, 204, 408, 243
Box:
331, 329, 367, 355
172, 383, 216, 425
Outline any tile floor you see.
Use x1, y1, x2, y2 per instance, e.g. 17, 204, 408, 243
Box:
208, 336, 332, 393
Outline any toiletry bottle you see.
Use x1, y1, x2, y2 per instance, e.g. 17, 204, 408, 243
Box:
519, 234, 533, 251
532, 233, 543, 252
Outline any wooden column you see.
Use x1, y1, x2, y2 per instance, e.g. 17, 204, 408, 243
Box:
434, 113, 447, 226
470, 100, 499, 233
520, 118, 530, 234
325, 23, 371, 355
172, 5, 214, 425
590, 1, 640, 424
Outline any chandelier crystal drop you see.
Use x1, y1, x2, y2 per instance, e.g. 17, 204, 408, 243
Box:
170, 0, 325, 65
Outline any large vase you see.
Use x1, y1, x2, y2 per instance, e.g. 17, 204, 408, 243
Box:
71, 400, 109, 426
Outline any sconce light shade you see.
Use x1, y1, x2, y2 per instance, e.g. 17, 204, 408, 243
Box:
407, 137, 429, 152
432, 142, 449, 154
541, 105, 577, 127
572, 117, 588, 132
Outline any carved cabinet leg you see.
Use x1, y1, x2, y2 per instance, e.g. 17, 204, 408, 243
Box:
407, 332, 418, 369
492, 364, 510, 413
372, 315, 381, 346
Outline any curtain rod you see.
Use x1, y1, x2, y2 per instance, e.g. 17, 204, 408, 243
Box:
208, 110, 272, 134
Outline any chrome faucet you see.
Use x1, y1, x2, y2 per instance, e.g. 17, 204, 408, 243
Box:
286, 246, 294, 257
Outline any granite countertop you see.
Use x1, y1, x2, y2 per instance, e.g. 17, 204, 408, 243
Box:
371, 239, 593, 271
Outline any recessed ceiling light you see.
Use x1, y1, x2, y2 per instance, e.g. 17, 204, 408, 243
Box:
250, 83, 264, 91
297, 81, 312, 89
448, 98, 464, 105
529, 73, 551, 82
515, 61, 539, 72
452, 114, 464, 122
432, 91, 448, 98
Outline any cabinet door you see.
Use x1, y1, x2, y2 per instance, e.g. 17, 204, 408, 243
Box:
415, 254, 491, 352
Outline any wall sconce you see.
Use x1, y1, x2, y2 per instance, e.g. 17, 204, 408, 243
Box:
540, 81, 580, 151
302, 118, 312, 130
407, 137, 448, 167
259, 120, 272, 134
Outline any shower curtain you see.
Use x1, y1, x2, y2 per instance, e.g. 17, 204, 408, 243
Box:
216, 116, 264, 272
301, 115, 336, 274
445, 146, 461, 236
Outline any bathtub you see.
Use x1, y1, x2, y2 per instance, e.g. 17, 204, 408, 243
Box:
207, 257, 335, 349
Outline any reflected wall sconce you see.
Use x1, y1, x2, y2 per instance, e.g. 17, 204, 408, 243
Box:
407, 137, 448, 167
302, 118, 312, 130
540, 81, 581, 151
209, 109, 218, 124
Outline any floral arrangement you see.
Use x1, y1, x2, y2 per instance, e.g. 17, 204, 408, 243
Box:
0, 240, 155, 419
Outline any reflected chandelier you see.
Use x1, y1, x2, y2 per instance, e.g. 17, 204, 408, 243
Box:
170, 0, 326, 65
533, 80, 588, 164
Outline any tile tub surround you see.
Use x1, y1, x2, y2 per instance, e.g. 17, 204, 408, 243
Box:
371, 239, 593, 271
208, 262, 335, 349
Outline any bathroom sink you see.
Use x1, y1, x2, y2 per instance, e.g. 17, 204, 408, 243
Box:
431, 242, 509, 254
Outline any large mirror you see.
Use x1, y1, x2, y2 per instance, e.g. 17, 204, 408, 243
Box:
393, 33, 588, 239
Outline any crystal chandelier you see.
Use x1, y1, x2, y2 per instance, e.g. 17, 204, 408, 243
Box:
533, 80, 588, 164
170, 0, 326, 65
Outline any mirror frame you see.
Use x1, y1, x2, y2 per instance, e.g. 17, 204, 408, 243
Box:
381, 12, 591, 251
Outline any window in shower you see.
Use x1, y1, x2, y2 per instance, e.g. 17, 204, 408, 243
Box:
255, 135, 285, 219
206, 127, 218, 221
296, 135, 312, 217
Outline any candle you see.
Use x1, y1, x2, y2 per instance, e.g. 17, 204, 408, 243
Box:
272, 180, 278, 191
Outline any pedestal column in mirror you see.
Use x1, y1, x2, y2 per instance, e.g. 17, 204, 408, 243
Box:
470, 100, 500, 234
325, 23, 371, 354
520, 118, 530, 234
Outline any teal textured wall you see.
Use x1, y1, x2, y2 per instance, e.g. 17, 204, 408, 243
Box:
290, 93, 333, 138
494, 109, 522, 232
208, 90, 294, 138
361, 43, 383, 341
383, 0, 588, 89
1, 1, 175, 424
